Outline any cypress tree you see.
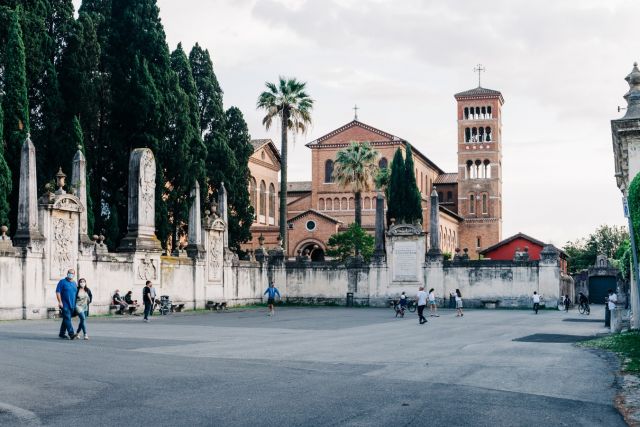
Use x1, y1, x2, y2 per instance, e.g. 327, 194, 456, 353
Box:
3, 7, 29, 233
189, 43, 224, 136
225, 106, 254, 250
386, 148, 405, 225
168, 43, 206, 249
0, 102, 12, 229
403, 144, 423, 224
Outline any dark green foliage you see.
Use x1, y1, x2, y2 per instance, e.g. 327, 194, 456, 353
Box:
326, 223, 375, 262
0, 101, 11, 228
225, 106, 254, 250
402, 144, 423, 224
71, 116, 94, 235
3, 7, 29, 233
563, 225, 629, 275
104, 203, 119, 251
386, 148, 405, 225
189, 43, 224, 136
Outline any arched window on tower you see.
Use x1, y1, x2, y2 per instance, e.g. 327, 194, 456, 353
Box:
482, 193, 488, 214
475, 107, 480, 119
464, 107, 469, 120
475, 160, 482, 179
259, 180, 267, 223
466, 160, 473, 179
378, 157, 388, 169
484, 159, 491, 178
485, 127, 492, 142
481, 106, 486, 119
268, 183, 276, 224
471, 127, 478, 143
478, 127, 485, 142
325, 159, 334, 183
249, 177, 257, 220
465, 127, 471, 143
469, 194, 475, 214
487, 106, 492, 118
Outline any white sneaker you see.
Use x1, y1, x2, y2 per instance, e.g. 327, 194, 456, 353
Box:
83, 334, 89, 340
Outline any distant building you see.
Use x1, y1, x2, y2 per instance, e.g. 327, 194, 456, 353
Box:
479, 232, 569, 274
244, 83, 506, 260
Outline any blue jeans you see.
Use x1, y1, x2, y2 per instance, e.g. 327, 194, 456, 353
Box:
76, 311, 87, 335
58, 307, 75, 337
144, 302, 152, 320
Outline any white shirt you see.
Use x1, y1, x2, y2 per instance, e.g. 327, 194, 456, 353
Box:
428, 292, 435, 302
455, 294, 462, 302
417, 291, 428, 306
533, 294, 540, 303
608, 293, 618, 310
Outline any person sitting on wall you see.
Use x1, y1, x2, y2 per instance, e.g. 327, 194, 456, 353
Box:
112, 290, 128, 314
124, 290, 139, 307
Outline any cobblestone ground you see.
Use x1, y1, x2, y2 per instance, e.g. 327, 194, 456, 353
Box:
0, 306, 626, 426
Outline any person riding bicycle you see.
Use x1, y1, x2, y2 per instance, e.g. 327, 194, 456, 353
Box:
395, 292, 408, 317
578, 292, 588, 306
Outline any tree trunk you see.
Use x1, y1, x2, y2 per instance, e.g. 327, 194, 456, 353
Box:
279, 110, 289, 251
354, 191, 362, 227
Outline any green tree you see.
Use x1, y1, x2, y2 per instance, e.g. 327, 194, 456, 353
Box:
386, 148, 405, 225
402, 144, 423, 224
3, 7, 29, 233
257, 77, 313, 248
326, 223, 375, 262
563, 225, 629, 275
333, 141, 378, 226
189, 43, 224, 136
0, 101, 11, 228
225, 106, 254, 250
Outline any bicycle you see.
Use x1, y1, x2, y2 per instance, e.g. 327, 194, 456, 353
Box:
578, 302, 590, 315
389, 299, 417, 317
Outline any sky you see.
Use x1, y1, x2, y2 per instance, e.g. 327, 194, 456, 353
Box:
75, 0, 639, 246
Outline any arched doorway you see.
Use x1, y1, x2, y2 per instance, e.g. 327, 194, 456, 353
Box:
301, 242, 325, 262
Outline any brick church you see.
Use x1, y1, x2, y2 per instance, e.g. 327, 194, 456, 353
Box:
243, 84, 504, 260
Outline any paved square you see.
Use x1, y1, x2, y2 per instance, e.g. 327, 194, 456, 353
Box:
0, 306, 625, 426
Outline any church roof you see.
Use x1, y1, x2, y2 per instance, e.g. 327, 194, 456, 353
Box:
250, 139, 281, 163
305, 120, 403, 147
479, 232, 568, 257
287, 209, 342, 224
287, 181, 312, 193
434, 173, 458, 185
454, 86, 504, 103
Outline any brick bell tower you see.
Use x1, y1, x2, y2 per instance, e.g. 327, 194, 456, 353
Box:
454, 68, 504, 259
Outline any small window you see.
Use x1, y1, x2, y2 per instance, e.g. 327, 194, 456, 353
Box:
477, 236, 481, 248
325, 160, 334, 183
482, 194, 488, 214
378, 157, 388, 169
469, 194, 475, 214
447, 191, 453, 201
438, 192, 443, 202
306, 220, 316, 231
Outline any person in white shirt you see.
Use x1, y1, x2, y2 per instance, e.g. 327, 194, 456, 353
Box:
428, 288, 439, 317
455, 289, 464, 317
416, 287, 428, 325
532, 291, 541, 314
607, 289, 618, 311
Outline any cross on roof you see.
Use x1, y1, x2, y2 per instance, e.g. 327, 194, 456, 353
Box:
353, 104, 359, 121
473, 64, 485, 87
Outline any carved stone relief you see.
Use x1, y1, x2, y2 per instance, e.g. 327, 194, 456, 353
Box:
50, 216, 77, 280
137, 254, 158, 281
207, 231, 223, 283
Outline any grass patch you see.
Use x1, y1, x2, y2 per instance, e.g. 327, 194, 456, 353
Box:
579, 331, 640, 373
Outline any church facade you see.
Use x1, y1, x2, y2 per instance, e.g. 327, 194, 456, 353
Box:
244, 85, 504, 260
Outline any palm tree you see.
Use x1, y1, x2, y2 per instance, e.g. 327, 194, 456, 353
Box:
257, 77, 313, 250
333, 141, 379, 226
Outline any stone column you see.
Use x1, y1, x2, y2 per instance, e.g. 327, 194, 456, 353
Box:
373, 191, 386, 263
186, 180, 204, 257
612, 62, 640, 329
14, 136, 44, 248
118, 148, 161, 252
218, 182, 229, 250
71, 147, 91, 244
427, 188, 441, 258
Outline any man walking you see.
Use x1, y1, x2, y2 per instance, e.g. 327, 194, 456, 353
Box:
264, 282, 281, 316
532, 291, 541, 314
143, 281, 153, 322
149, 283, 157, 316
56, 269, 78, 339
416, 286, 428, 325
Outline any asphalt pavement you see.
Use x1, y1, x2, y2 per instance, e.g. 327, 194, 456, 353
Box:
0, 305, 625, 426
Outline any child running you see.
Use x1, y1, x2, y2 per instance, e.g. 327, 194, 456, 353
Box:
264, 282, 281, 316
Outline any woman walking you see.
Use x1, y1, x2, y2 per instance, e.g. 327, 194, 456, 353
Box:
75, 279, 91, 339
455, 289, 464, 317
428, 288, 439, 317
79, 278, 92, 316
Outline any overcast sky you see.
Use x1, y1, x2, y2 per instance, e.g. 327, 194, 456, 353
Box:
75, 0, 639, 246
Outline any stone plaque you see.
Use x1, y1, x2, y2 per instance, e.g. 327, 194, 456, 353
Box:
393, 240, 418, 282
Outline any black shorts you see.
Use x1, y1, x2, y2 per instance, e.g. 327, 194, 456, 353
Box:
267, 298, 275, 305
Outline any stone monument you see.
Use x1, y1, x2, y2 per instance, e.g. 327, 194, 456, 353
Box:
386, 222, 425, 287
13, 136, 44, 248
372, 191, 386, 263
118, 148, 162, 252
427, 187, 442, 259
186, 180, 204, 257
218, 182, 229, 250
71, 147, 91, 245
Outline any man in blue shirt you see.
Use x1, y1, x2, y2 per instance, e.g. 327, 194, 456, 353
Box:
264, 282, 281, 317
56, 269, 78, 339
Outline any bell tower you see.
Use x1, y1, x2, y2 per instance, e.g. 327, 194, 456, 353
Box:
454, 77, 504, 259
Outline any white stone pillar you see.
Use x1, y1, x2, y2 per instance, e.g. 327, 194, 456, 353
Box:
186, 180, 203, 257
71, 148, 91, 245
14, 136, 44, 248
